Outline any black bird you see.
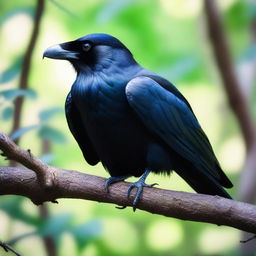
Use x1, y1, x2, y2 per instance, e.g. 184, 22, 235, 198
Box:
43, 33, 233, 210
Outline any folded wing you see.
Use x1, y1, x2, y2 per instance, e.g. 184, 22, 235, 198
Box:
125, 76, 232, 189
65, 92, 99, 165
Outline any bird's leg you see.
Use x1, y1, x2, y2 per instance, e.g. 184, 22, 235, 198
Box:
104, 175, 131, 192
128, 169, 158, 211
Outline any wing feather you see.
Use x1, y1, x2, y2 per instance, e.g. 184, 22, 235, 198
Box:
126, 76, 232, 187
65, 92, 99, 166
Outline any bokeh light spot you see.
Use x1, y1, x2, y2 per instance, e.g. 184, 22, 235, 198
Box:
102, 217, 138, 253
146, 219, 183, 251
199, 226, 239, 254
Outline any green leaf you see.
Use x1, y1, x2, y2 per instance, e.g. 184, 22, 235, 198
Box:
10, 125, 39, 140
1, 106, 13, 120
38, 126, 66, 143
71, 220, 102, 251
39, 107, 63, 123
0, 57, 22, 84
38, 214, 73, 237
0, 89, 37, 100
0, 197, 39, 226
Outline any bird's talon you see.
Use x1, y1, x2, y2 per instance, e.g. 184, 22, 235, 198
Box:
148, 183, 158, 187
115, 205, 127, 210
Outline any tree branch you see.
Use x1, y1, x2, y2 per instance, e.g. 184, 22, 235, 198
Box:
204, 0, 256, 151
0, 165, 256, 234
1, 132, 256, 234
11, 0, 45, 144
0, 132, 55, 187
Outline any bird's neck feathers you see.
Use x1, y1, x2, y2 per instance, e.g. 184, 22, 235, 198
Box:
73, 46, 139, 75
73, 48, 142, 88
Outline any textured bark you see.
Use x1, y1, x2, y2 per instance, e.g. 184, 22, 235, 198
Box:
0, 166, 256, 234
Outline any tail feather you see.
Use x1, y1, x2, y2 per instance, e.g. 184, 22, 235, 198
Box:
176, 167, 232, 199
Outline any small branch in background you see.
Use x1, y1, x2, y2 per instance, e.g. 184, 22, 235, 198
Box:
10, 0, 45, 145
204, 1, 256, 255
204, 0, 256, 152
39, 205, 56, 256
7, 232, 36, 246
0, 241, 22, 256
39, 138, 56, 256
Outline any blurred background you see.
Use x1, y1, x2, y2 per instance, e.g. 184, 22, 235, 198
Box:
0, 0, 255, 255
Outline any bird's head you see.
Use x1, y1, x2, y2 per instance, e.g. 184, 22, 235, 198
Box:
43, 33, 137, 73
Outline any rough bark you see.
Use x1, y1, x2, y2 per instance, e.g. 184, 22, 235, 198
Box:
0, 166, 256, 234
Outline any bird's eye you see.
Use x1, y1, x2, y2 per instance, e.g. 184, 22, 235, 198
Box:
82, 43, 92, 52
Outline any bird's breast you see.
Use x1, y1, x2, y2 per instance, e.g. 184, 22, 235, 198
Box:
71, 74, 130, 122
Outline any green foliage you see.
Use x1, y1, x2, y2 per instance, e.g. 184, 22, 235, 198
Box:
39, 107, 63, 123
0, 197, 40, 226
10, 125, 39, 140
0, 57, 22, 84
38, 125, 66, 143
1, 106, 13, 120
0, 0, 249, 255
0, 88, 37, 100
70, 220, 102, 251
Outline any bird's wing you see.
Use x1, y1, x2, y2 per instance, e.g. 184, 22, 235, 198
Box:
125, 76, 232, 187
65, 92, 99, 165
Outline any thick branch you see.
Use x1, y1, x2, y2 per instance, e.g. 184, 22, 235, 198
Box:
1, 131, 256, 233
0, 166, 256, 234
0, 132, 55, 187
204, 0, 256, 151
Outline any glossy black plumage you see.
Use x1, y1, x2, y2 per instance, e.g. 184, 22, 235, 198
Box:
44, 33, 233, 202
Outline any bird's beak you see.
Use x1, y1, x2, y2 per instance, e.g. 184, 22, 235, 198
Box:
43, 44, 79, 60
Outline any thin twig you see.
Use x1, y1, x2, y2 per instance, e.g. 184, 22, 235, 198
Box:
0, 241, 22, 256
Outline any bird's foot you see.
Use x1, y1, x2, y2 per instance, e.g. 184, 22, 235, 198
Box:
104, 175, 130, 193
128, 180, 158, 212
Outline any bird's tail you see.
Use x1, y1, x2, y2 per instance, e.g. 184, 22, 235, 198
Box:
175, 167, 232, 199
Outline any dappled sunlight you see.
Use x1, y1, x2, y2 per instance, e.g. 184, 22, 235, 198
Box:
101, 217, 139, 253
199, 226, 239, 254
58, 233, 77, 256
0, 13, 32, 57
80, 244, 98, 256
219, 136, 245, 174
159, 0, 202, 19
146, 219, 183, 251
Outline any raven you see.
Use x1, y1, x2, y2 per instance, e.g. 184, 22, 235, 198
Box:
44, 33, 233, 210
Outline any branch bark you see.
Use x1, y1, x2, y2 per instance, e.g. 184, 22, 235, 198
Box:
0, 132, 55, 187
1, 131, 256, 234
0, 165, 256, 234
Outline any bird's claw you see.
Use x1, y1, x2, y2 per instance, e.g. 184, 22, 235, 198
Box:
128, 181, 158, 211
115, 205, 127, 210
104, 175, 130, 193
